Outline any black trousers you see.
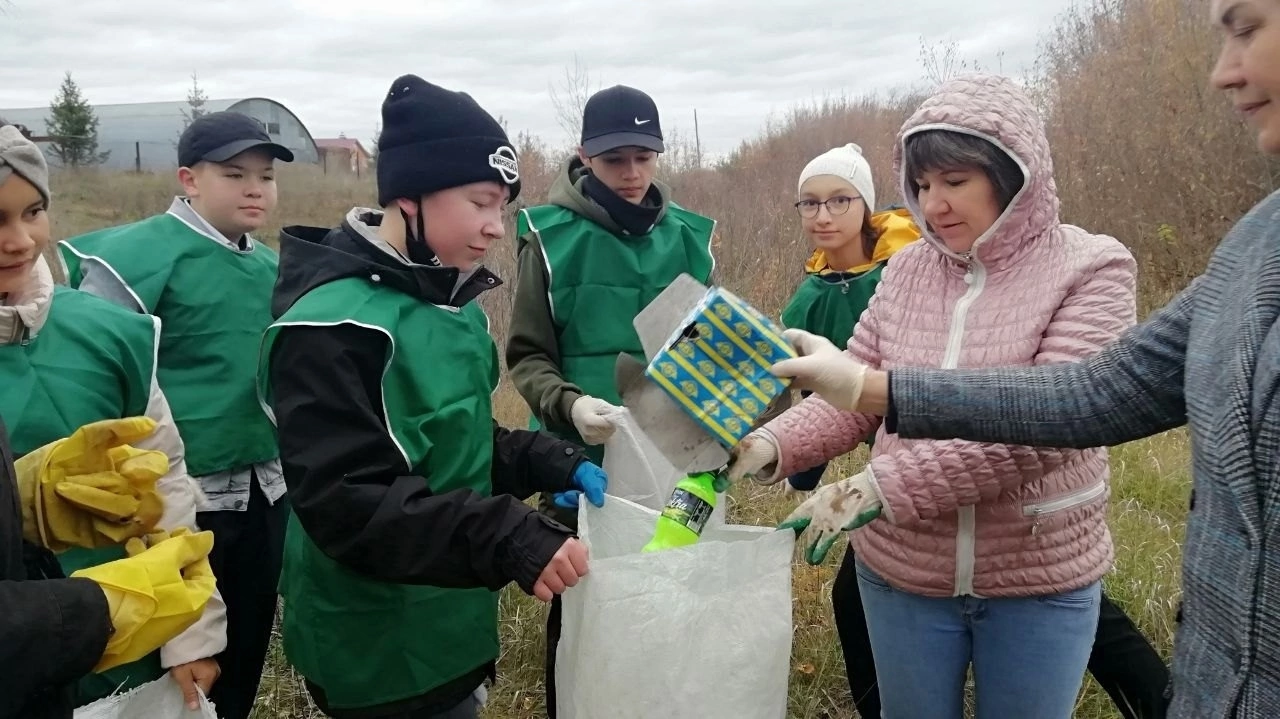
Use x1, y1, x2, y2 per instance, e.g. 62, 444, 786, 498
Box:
831, 551, 1172, 718
195, 476, 290, 719
545, 596, 563, 718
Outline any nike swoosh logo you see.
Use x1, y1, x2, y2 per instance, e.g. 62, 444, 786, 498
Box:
634, 118, 651, 125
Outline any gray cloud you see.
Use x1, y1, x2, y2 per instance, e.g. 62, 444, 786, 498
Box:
0, 0, 1075, 156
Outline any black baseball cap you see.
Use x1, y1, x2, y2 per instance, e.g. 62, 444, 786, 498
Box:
178, 111, 295, 168
580, 85, 664, 157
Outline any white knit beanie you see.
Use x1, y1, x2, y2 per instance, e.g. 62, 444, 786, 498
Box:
797, 143, 875, 213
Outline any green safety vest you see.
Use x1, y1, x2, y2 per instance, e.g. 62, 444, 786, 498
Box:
258, 277, 500, 709
60, 213, 279, 476
780, 265, 887, 449
779, 264, 887, 351
0, 287, 165, 702
517, 202, 715, 452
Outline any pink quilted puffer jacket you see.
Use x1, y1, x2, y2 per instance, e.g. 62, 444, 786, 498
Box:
761, 74, 1138, 598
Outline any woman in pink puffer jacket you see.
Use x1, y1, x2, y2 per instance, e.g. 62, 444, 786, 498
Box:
729, 74, 1139, 718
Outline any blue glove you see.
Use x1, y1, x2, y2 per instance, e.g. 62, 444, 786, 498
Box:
552, 461, 608, 509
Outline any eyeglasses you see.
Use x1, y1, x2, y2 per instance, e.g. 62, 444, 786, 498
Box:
794, 195, 862, 219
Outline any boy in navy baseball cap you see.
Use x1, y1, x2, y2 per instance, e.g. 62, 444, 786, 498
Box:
58, 109, 295, 719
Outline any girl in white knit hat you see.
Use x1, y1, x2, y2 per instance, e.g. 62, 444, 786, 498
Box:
780, 143, 918, 487
777, 143, 919, 716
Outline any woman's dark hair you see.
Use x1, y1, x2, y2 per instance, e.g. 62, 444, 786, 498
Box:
903, 130, 1025, 212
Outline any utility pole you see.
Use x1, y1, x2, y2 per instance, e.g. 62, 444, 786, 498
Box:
693, 108, 702, 169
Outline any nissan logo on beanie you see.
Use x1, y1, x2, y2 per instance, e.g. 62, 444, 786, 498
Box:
488, 145, 519, 184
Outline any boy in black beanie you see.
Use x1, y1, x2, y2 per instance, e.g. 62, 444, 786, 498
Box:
257, 75, 606, 719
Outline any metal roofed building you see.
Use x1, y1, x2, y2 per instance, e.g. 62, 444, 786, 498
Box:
0, 97, 320, 171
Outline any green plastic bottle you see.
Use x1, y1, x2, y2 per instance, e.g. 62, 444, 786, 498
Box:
642, 471, 721, 553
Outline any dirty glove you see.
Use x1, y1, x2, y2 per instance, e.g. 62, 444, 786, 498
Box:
553, 461, 608, 509
768, 329, 867, 412
779, 468, 883, 565
570, 396, 620, 445
15, 417, 168, 552
726, 431, 781, 485
71, 527, 217, 672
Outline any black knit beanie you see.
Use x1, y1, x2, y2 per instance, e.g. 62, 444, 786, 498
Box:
376, 74, 521, 207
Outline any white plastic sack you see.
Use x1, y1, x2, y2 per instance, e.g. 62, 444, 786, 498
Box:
74, 677, 217, 719
601, 407, 727, 526
556, 496, 794, 719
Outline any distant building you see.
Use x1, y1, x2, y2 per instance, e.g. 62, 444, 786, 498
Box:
315, 136, 372, 177
0, 97, 320, 171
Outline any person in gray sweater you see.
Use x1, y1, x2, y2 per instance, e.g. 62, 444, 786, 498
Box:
750, 2, 1280, 717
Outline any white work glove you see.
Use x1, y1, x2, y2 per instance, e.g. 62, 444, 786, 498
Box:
570, 396, 619, 445
726, 431, 781, 485
780, 468, 884, 565
769, 329, 867, 412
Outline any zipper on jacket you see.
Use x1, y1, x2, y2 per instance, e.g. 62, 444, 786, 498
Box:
4, 319, 27, 346
1023, 480, 1107, 536
945, 255, 985, 597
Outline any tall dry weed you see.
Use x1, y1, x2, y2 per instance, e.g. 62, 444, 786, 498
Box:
37, 0, 1278, 714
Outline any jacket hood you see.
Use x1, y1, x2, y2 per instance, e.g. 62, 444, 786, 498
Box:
0, 256, 53, 344
893, 74, 1060, 270
273, 211, 501, 319
804, 207, 921, 275
547, 156, 672, 233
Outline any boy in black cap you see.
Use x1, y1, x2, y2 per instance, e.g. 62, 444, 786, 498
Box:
58, 110, 294, 719
506, 84, 716, 717
258, 74, 605, 719
507, 84, 716, 475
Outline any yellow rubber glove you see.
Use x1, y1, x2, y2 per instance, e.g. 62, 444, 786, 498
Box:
14, 417, 168, 552
72, 528, 217, 672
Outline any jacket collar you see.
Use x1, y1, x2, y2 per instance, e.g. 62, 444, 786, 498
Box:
0, 257, 54, 345
166, 197, 257, 252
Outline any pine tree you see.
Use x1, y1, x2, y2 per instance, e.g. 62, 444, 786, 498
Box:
45, 72, 108, 167
181, 73, 208, 129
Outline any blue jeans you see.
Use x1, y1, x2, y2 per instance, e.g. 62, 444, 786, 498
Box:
856, 559, 1100, 719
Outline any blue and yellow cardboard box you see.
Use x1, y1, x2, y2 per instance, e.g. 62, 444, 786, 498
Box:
644, 287, 797, 447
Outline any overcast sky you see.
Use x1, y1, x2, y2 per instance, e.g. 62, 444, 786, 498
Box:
0, 0, 1078, 157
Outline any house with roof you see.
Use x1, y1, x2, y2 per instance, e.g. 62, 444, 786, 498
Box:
315, 136, 372, 177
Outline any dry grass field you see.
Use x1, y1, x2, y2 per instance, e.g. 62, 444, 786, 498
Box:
36, 0, 1280, 715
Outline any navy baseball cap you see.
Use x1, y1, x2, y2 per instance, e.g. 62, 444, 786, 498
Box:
580, 85, 664, 157
178, 111, 294, 168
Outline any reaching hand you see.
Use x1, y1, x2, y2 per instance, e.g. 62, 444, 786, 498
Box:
553, 461, 608, 509
778, 469, 883, 565
768, 329, 868, 412
570, 396, 620, 445
725, 431, 780, 485
532, 538, 590, 602
169, 657, 220, 710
